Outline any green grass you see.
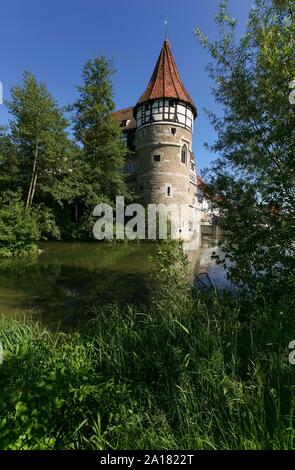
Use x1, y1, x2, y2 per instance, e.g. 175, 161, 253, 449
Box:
0, 242, 294, 450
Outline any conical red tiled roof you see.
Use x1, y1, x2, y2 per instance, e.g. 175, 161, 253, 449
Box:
134, 40, 197, 117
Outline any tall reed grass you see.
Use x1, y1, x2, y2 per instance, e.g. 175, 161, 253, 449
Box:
0, 241, 294, 449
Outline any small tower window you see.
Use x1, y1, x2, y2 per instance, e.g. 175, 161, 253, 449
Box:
171, 128, 176, 135
181, 145, 187, 165
167, 186, 171, 196
145, 103, 150, 111
154, 155, 161, 162
169, 100, 175, 107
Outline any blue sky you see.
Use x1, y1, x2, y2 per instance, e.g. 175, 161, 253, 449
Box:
0, 0, 254, 171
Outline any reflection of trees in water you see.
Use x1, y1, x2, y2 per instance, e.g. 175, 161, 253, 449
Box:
0, 258, 63, 296
39, 242, 153, 273
0, 255, 40, 274
0, 243, 153, 330
37, 267, 151, 331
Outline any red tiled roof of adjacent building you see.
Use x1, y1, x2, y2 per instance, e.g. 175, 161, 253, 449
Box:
196, 176, 222, 203
112, 107, 137, 130
134, 40, 197, 117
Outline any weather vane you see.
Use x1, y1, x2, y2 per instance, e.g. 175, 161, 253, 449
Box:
164, 17, 168, 40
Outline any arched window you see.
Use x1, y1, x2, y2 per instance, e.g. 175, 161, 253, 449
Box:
181, 145, 187, 165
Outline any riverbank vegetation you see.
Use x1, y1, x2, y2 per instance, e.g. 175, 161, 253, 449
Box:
195, 0, 295, 293
0, 192, 40, 257
0, 0, 294, 451
0, 241, 294, 450
0, 57, 130, 257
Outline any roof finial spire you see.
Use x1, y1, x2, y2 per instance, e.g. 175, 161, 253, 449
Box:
164, 16, 168, 41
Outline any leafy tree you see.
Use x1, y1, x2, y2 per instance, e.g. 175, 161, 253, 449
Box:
0, 127, 19, 192
196, 0, 295, 293
72, 56, 130, 209
6, 72, 73, 210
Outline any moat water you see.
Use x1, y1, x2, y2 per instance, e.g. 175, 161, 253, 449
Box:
0, 238, 229, 330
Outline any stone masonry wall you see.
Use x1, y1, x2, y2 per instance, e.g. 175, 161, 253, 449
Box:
135, 123, 198, 239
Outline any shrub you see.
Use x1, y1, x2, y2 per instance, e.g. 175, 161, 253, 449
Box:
0, 192, 40, 257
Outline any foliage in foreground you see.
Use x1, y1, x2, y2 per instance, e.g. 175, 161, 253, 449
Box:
0, 242, 294, 450
195, 0, 295, 292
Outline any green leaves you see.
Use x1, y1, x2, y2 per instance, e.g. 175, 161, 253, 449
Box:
0, 192, 40, 257
3, 72, 74, 212
0, 55, 132, 245
196, 0, 295, 294
72, 56, 130, 207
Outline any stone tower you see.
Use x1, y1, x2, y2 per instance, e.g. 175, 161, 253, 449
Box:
133, 39, 198, 240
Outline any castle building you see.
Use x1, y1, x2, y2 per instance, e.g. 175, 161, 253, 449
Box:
113, 39, 211, 240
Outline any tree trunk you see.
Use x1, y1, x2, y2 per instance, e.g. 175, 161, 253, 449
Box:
26, 139, 38, 210
29, 172, 38, 209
